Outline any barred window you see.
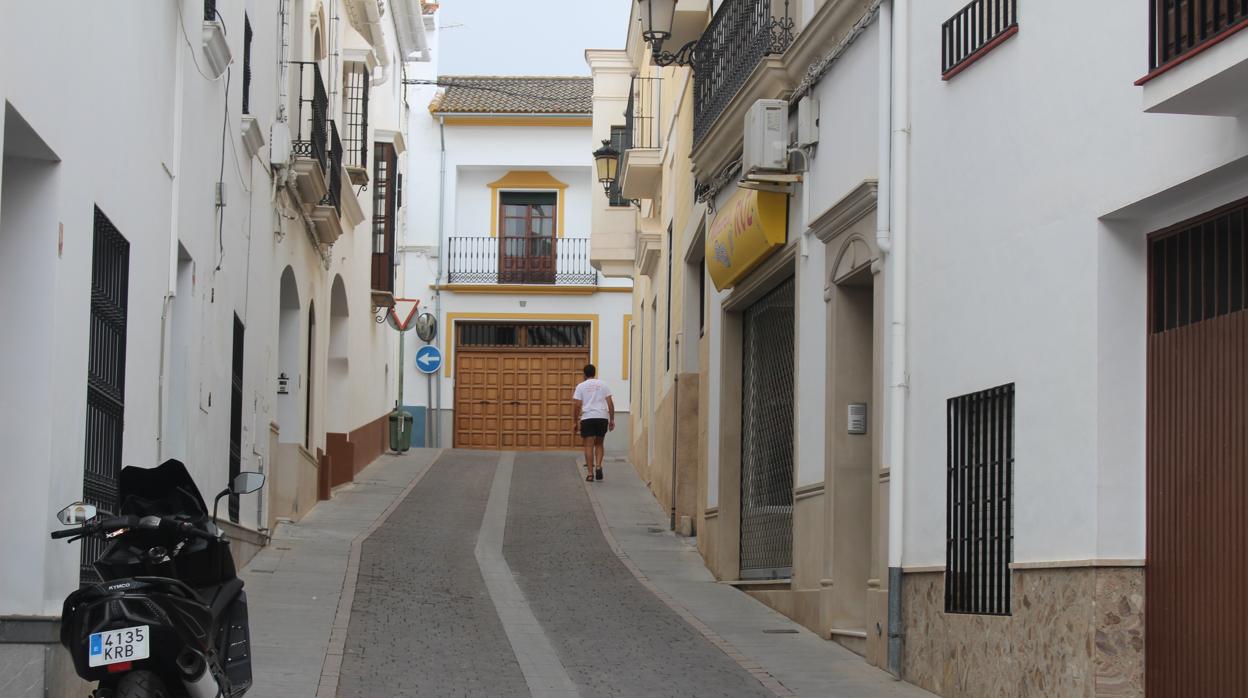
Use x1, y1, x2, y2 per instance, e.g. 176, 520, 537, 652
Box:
242, 15, 253, 114
946, 383, 1014, 616
1149, 197, 1247, 334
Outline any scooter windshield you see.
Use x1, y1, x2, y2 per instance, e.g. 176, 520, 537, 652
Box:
118, 459, 209, 518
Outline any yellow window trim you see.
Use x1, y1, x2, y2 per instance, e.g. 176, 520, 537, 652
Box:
489, 170, 568, 238
444, 312, 599, 376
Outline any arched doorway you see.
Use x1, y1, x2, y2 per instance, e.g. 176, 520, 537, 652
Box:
277, 267, 302, 442
306, 301, 316, 449
327, 275, 349, 433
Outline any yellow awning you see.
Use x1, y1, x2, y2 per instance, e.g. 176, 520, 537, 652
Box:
706, 188, 789, 291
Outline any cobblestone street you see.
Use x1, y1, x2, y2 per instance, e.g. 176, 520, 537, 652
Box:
243, 449, 927, 697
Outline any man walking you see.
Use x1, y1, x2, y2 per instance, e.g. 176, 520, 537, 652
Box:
572, 364, 614, 481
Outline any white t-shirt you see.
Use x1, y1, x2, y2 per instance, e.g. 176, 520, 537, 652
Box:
573, 378, 612, 421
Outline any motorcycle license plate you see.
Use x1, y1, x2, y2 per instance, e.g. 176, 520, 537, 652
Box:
88, 625, 150, 667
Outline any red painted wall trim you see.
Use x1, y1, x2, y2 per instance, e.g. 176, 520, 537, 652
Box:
942, 25, 1020, 81
1135, 19, 1248, 86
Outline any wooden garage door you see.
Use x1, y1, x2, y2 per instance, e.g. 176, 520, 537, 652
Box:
454, 323, 589, 450
1146, 198, 1247, 696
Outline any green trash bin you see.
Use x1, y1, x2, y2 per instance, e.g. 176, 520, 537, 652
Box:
389, 408, 413, 452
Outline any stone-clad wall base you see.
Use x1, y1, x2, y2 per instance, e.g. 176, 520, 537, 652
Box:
901, 568, 1144, 697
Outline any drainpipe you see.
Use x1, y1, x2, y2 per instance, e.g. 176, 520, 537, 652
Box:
433, 115, 447, 446
158, 5, 190, 460
878, 0, 911, 680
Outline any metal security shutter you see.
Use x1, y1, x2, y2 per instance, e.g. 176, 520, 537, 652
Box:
739, 276, 795, 579
82, 207, 130, 583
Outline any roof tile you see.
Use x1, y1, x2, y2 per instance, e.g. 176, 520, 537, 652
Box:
429, 75, 593, 115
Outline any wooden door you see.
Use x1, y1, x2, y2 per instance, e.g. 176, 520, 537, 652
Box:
1146, 199, 1247, 696
499, 192, 556, 284
454, 353, 501, 449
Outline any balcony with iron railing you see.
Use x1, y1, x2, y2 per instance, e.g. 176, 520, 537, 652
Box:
290, 62, 331, 206
692, 0, 795, 147
1139, 0, 1248, 116
618, 75, 664, 200
446, 236, 599, 286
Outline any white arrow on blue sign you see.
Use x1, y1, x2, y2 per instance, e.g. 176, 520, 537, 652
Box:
415, 344, 442, 374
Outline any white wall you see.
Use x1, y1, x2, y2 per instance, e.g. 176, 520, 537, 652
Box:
0, 0, 405, 617
902, 1, 1248, 566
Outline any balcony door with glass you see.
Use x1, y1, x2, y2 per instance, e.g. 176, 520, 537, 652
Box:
499, 191, 556, 284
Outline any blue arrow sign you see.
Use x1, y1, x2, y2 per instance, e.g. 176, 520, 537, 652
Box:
415, 344, 442, 374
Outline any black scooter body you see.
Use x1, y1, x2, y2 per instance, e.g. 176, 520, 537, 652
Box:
58, 460, 254, 695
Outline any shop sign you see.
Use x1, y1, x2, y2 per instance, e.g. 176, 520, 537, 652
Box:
706, 188, 788, 291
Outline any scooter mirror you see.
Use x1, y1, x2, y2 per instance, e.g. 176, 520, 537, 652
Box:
57, 502, 97, 526
232, 471, 266, 495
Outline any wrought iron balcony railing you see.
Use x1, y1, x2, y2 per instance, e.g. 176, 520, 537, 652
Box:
624, 76, 662, 150
693, 0, 795, 145
291, 62, 329, 174
446, 236, 599, 286
321, 120, 343, 214
1148, 0, 1248, 72
941, 0, 1018, 77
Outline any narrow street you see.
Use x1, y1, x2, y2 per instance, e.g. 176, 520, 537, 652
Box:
241, 450, 928, 697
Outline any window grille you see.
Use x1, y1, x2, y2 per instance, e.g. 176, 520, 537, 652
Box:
228, 315, 244, 523
243, 15, 253, 114
343, 62, 370, 169
1149, 197, 1247, 334
941, 0, 1018, 77
457, 323, 589, 349
82, 207, 130, 583
204, 0, 216, 21
371, 142, 396, 293
608, 125, 629, 207
946, 383, 1014, 616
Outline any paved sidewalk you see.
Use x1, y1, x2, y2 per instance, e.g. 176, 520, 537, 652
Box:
239, 449, 440, 698
588, 456, 932, 698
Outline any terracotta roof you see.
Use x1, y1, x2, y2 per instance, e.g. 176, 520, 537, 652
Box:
429, 76, 593, 115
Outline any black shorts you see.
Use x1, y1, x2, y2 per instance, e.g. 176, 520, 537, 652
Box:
580, 418, 609, 438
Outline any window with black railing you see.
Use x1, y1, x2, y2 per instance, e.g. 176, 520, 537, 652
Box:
321, 120, 343, 213
624, 75, 662, 150
291, 62, 329, 174
204, 0, 217, 21
228, 315, 244, 523
1148, 0, 1248, 72
693, 0, 795, 145
941, 0, 1018, 78
946, 383, 1015, 616
343, 62, 370, 170
446, 236, 598, 286
608, 125, 629, 207
372, 142, 397, 293
243, 15, 253, 114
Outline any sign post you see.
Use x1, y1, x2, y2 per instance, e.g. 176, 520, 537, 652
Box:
413, 313, 439, 447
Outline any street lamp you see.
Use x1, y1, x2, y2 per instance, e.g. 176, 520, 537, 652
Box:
637, 0, 698, 68
593, 139, 620, 197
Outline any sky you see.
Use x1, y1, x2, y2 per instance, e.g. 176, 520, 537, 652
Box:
435, 0, 633, 76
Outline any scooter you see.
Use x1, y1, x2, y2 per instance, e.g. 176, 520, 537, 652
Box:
50, 459, 265, 697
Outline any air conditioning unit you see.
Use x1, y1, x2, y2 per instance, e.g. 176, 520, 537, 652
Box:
743, 99, 788, 174
796, 95, 819, 147
270, 121, 292, 168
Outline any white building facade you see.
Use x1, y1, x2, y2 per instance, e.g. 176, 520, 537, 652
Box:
0, 1, 428, 693
401, 75, 633, 451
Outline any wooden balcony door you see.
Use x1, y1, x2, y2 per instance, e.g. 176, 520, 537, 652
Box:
499, 191, 556, 284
